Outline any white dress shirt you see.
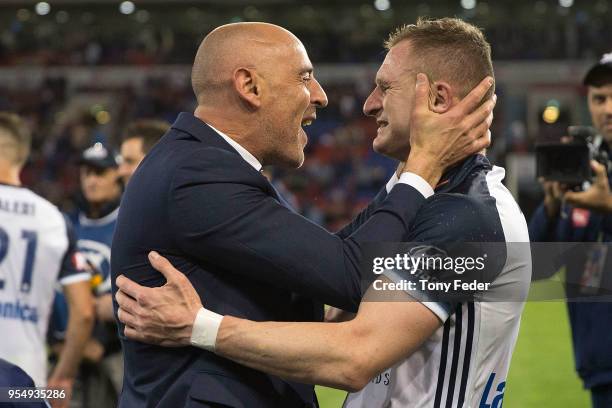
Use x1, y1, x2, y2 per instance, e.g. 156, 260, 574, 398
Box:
206, 123, 263, 172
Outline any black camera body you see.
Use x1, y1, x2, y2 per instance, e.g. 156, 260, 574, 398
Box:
536, 126, 610, 186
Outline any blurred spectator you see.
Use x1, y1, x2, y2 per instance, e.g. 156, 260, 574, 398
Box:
118, 119, 170, 185
50, 142, 122, 408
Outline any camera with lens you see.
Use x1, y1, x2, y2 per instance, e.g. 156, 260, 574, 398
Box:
536, 126, 611, 187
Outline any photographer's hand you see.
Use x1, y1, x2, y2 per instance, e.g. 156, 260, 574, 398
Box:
564, 161, 612, 213
540, 179, 566, 219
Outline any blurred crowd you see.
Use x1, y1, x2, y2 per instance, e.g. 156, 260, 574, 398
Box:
1, 21, 610, 66
2, 0, 562, 229
0, 1, 610, 66
0, 4, 599, 231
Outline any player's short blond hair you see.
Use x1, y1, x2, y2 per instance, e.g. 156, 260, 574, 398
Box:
385, 17, 494, 100
0, 112, 31, 166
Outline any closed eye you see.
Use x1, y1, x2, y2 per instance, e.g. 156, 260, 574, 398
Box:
376, 79, 390, 93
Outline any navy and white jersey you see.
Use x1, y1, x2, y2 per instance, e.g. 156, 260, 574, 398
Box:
345, 155, 531, 408
50, 203, 118, 339
0, 184, 89, 386
69, 206, 118, 296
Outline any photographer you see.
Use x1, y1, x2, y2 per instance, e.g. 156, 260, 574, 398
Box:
529, 52, 612, 408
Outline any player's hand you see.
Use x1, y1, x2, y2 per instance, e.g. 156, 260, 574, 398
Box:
46, 376, 73, 408
115, 251, 202, 347
405, 73, 495, 187
564, 160, 612, 213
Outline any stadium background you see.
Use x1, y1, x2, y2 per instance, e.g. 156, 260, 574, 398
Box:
2, 0, 609, 406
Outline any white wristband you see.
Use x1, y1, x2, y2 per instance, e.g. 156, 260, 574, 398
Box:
190, 307, 224, 352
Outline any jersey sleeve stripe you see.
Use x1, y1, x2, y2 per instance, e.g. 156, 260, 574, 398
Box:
58, 272, 91, 286
444, 304, 463, 408
434, 319, 451, 408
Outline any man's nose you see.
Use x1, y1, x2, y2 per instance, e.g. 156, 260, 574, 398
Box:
363, 88, 381, 117
310, 78, 328, 108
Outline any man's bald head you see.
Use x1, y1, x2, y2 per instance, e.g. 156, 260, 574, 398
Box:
192, 22, 302, 105
191, 22, 327, 169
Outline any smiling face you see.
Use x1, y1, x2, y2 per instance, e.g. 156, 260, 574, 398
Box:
588, 83, 612, 143
191, 23, 329, 169
260, 41, 328, 168
363, 40, 418, 161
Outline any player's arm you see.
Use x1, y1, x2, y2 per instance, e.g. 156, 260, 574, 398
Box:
118, 256, 439, 391
47, 280, 94, 391
216, 284, 439, 391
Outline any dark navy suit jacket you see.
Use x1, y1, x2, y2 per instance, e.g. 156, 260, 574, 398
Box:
111, 113, 428, 407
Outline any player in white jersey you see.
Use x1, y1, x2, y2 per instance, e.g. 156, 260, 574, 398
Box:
342, 162, 530, 408
114, 18, 530, 408
0, 113, 94, 406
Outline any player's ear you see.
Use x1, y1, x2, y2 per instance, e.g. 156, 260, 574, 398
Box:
233, 67, 261, 110
430, 81, 453, 113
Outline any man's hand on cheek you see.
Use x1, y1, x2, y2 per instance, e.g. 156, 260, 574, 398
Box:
115, 251, 203, 347
405, 73, 495, 187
